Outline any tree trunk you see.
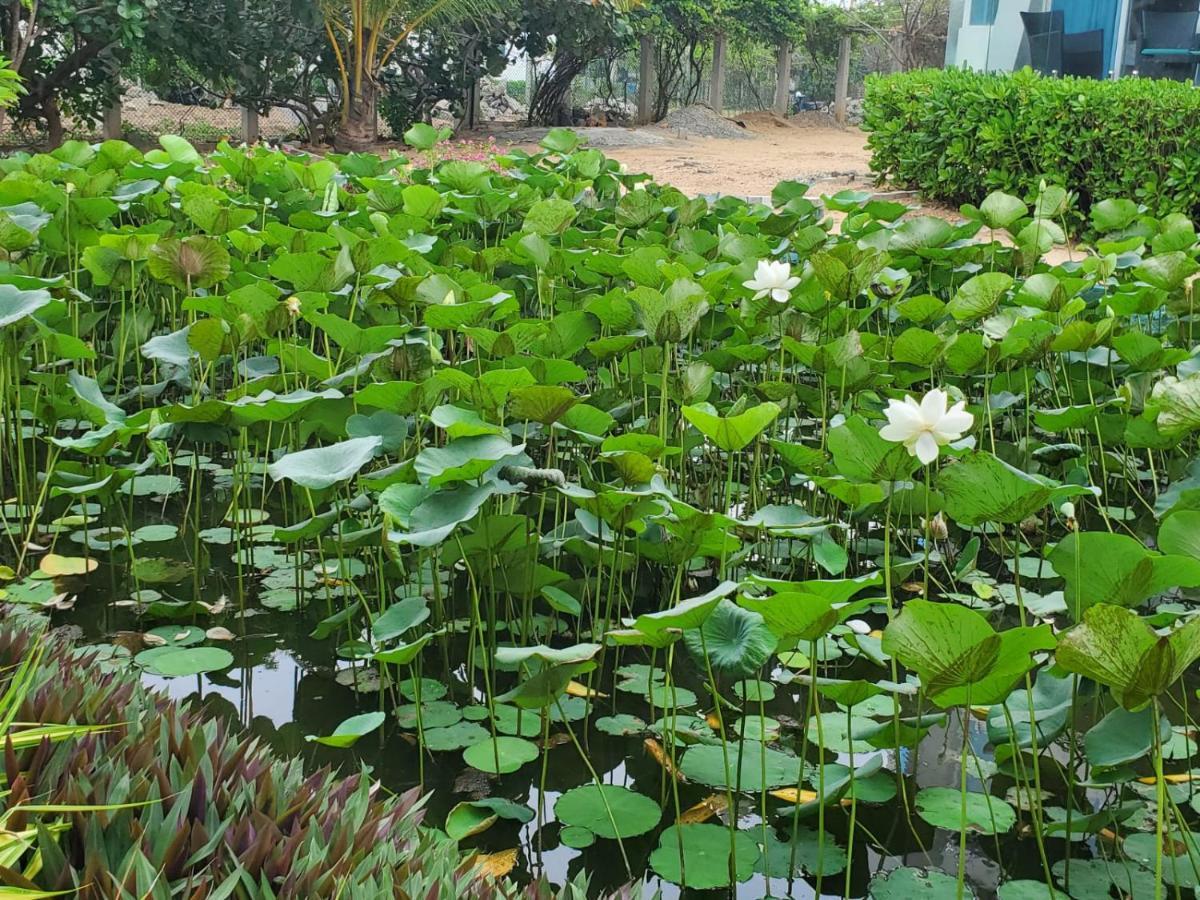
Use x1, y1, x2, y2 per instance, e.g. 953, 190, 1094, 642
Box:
43, 97, 63, 149
336, 81, 378, 151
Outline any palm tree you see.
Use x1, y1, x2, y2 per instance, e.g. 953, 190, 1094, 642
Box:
318, 0, 498, 150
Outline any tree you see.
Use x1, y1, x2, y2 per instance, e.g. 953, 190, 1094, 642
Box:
318, 0, 500, 150
1, 0, 157, 146
518, 0, 635, 126
139, 0, 333, 142
632, 0, 716, 120
378, 11, 515, 136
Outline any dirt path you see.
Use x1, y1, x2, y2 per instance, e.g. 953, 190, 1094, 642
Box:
609, 113, 876, 199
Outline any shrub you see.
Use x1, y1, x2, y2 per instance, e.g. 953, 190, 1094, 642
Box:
0, 622, 598, 898
863, 67, 1200, 227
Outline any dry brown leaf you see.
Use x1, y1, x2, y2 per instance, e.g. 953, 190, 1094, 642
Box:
678, 793, 728, 824
644, 738, 685, 782
206, 626, 236, 641
141, 632, 168, 647
43, 593, 76, 611
203, 595, 228, 615
473, 848, 518, 879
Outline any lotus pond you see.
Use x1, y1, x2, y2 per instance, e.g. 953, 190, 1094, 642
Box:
4, 128, 1200, 898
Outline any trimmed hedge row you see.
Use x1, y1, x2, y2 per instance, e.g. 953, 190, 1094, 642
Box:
863, 67, 1200, 226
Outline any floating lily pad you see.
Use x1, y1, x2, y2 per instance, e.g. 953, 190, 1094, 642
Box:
595, 714, 646, 736
135, 646, 234, 677
680, 744, 804, 790
445, 798, 533, 841
648, 823, 758, 889
396, 700, 461, 730
463, 736, 539, 774
868, 867, 974, 899
554, 784, 661, 840
146, 625, 205, 646
422, 722, 490, 752
915, 787, 1016, 835
559, 825, 595, 849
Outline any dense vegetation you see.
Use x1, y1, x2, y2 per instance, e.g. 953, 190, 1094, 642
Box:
3, 129, 1200, 897
864, 67, 1200, 228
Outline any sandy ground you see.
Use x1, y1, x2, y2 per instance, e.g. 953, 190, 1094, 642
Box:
611, 113, 878, 200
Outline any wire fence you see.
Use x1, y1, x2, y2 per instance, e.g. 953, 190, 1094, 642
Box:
0, 83, 305, 150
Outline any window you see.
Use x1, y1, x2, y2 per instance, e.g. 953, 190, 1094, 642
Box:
970, 0, 1000, 25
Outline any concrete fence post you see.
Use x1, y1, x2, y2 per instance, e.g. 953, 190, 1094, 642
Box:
102, 101, 122, 141
241, 106, 260, 143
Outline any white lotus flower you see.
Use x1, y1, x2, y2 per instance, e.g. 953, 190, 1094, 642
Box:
744, 259, 800, 304
879, 388, 973, 465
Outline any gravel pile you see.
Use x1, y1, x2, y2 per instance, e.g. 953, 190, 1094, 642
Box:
658, 105, 753, 140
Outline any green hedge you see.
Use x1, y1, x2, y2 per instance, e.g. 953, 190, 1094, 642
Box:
863, 68, 1200, 226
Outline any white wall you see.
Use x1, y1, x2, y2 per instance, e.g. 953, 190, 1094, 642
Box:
949, 0, 1052, 71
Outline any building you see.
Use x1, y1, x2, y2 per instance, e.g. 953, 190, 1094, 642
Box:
945, 0, 1200, 82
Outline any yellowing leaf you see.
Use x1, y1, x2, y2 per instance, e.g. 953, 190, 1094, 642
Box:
1137, 773, 1197, 785
705, 711, 721, 730
644, 738, 685, 782
565, 680, 607, 699
473, 848, 519, 879
678, 793, 728, 824
38, 554, 97, 577
768, 787, 820, 804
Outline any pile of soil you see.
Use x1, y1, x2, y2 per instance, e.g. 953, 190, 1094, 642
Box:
657, 105, 753, 140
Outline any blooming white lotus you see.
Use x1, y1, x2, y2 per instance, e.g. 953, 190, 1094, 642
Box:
744, 259, 800, 304
879, 388, 973, 465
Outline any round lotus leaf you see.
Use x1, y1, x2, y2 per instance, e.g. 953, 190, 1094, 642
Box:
868, 867, 973, 899
680, 744, 804, 791
595, 714, 646, 736
735, 714, 781, 742
421, 722, 490, 752
915, 787, 1016, 835
648, 823, 758, 889
733, 679, 776, 702
559, 826, 595, 849
444, 798, 532, 841
554, 784, 661, 840
462, 703, 540, 737
463, 736, 539, 774
146, 625, 206, 647
135, 646, 234, 677
997, 881, 1069, 900
1122, 831, 1200, 888
395, 700, 461, 730
399, 676, 447, 702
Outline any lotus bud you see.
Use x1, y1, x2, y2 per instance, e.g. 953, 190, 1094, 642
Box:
64, 182, 77, 195
922, 512, 949, 541
285, 295, 302, 317
1060, 501, 1077, 531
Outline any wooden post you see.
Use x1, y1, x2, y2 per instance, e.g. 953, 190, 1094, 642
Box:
101, 101, 122, 140
709, 31, 727, 113
637, 34, 655, 125
773, 41, 792, 117
241, 106, 260, 143
834, 35, 852, 125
